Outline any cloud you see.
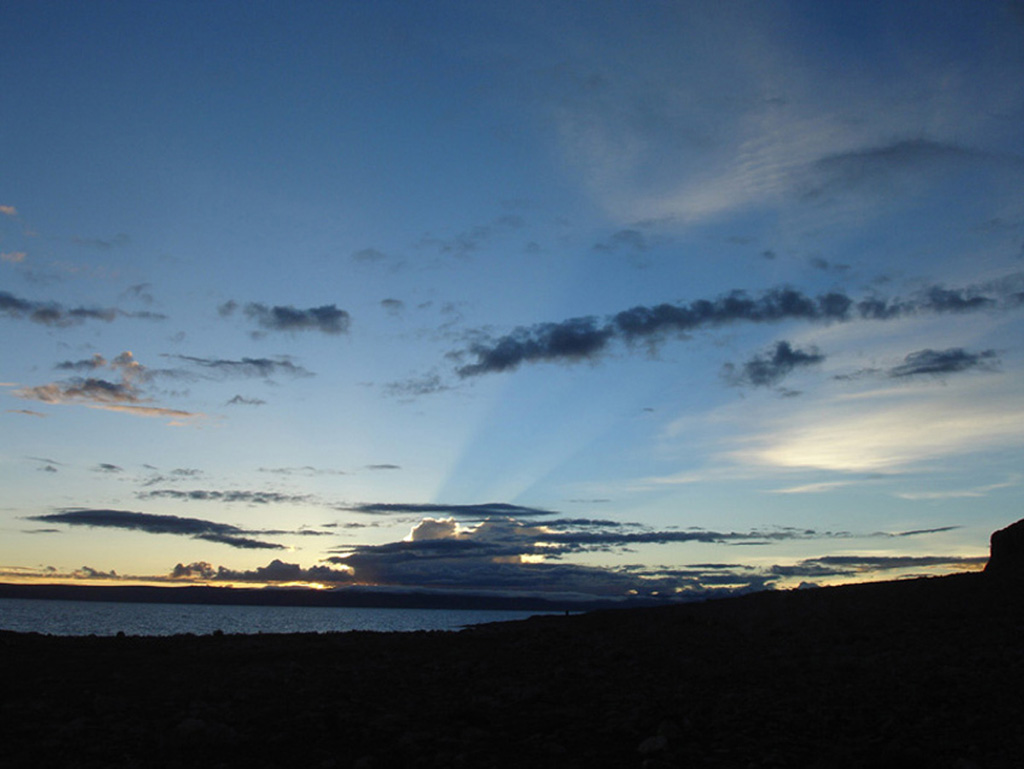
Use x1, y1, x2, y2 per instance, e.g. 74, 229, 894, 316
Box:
136, 489, 314, 505
15, 352, 204, 424
340, 511, 871, 559
382, 373, 452, 398
347, 502, 560, 518
732, 384, 1024, 473
18, 378, 139, 405
808, 256, 849, 273
888, 348, 1000, 378
258, 466, 345, 477
55, 354, 109, 372
457, 316, 616, 377
0, 292, 164, 326
71, 233, 130, 250
2, 251, 26, 263
83, 404, 204, 423
418, 214, 525, 259
593, 228, 647, 252
327, 538, 653, 596
896, 477, 1020, 501
166, 354, 313, 379
0, 205, 17, 216
454, 275, 1023, 377
352, 247, 389, 262
28, 508, 286, 550
527, 525, 852, 551
323, 514, 916, 596
724, 340, 825, 388
771, 480, 856, 494
380, 298, 405, 316
366, 464, 401, 471
138, 467, 204, 486
887, 526, 963, 537
7, 409, 47, 417
770, 554, 987, 579
593, 228, 653, 255
170, 561, 217, 579
94, 463, 123, 473
1, 291, 113, 326
802, 139, 1007, 200
223, 301, 351, 335
177, 559, 354, 585
225, 395, 267, 406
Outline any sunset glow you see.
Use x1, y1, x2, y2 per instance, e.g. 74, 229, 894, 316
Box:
2, 1, 1021, 604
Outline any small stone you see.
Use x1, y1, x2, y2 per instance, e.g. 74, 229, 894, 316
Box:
638, 735, 668, 755
175, 717, 207, 736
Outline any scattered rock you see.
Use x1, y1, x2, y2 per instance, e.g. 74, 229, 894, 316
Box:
638, 735, 668, 755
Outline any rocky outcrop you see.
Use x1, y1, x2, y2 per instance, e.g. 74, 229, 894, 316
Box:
985, 518, 1024, 578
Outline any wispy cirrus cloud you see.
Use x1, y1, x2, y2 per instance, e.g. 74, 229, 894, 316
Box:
258, 466, 346, 477
417, 214, 525, 259
730, 380, 1024, 473
769, 553, 987, 579
888, 348, 1000, 378
163, 354, 313, 379
347, 502, 560, 519
136, 489, 314, 506
71, 233, 129, 250
896, 476, 1021, 501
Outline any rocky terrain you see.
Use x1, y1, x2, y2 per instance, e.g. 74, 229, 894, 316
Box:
4, 521, 1024, 768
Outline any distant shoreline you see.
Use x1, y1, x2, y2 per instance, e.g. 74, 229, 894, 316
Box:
0, 580, 647, 613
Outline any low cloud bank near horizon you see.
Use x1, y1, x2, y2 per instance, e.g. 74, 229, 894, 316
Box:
2, 517, 986, 599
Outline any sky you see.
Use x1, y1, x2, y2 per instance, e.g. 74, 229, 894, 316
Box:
2, 0, 1022, 601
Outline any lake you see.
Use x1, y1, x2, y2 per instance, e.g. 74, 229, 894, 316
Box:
0, 597, 556, 636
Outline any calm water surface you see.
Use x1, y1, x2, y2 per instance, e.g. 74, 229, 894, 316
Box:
0, 597, 554, 636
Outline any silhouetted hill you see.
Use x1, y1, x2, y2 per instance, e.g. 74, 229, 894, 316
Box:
3, 568, 1022, 768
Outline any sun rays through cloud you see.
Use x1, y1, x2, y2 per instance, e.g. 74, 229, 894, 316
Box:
2, 0, 1022, 601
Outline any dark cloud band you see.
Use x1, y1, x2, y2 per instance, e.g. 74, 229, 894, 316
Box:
888, 348, 1000, 378
348, 502, 560, 518
29, 509, 285, 550
220, 301, 351, 334
1, 291, 164, 327
456, 276, 1020, 377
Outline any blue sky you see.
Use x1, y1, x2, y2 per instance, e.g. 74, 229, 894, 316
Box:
2, 0, 1022, 599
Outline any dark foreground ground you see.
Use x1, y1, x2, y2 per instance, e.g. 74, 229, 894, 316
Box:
3, 573, 1023, 768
